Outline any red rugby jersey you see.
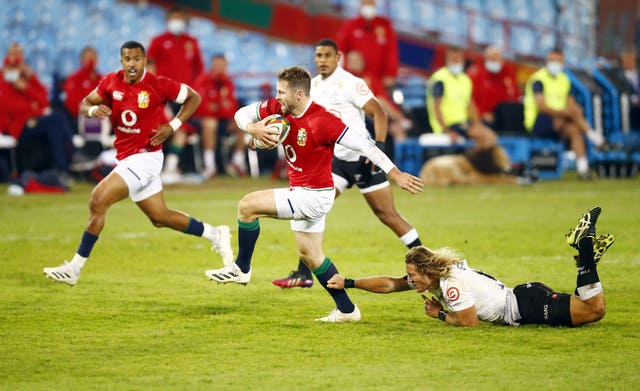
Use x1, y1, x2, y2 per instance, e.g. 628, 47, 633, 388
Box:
95, 70, 182, 160
258, 98, 348, 189
147, 32, 203, 85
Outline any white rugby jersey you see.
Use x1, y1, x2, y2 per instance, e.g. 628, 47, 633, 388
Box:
311, 67, 376, 162
426, 260, 521, 325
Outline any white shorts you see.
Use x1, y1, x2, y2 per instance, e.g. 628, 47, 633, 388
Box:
113, 151, 164, 202
273, 187, 335, 233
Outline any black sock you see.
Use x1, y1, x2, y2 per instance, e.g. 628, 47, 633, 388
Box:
577, 237, 600, 288
407, 238, 422, 248
313, 257, 355, 314
297, 259, 312, 279
235, 220, 260, 273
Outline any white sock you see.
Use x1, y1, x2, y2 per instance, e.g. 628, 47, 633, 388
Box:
576, 282, 603, 300
202, 223, 218, 243
232, 151, 246, 168
586, 129, 605, 147
399, 228, 419, 246
164, 154, 179, 172
203, 150, 215, 173
71, 254, 87, 270
576, 157, 589, 175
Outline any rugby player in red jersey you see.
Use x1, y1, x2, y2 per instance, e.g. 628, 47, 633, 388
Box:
43, 41, 233, 286
205, 66, 423, 322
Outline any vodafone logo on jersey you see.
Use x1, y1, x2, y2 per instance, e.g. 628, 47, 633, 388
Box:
446, 287, 460, 302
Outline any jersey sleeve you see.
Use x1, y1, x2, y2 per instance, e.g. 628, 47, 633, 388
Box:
432, 81, 444, 97
155, 75, 184, 103
441, 274, 475, 312
316, 111, 349, 146
94, 74, 112, 104
256, 97, 283, 119
532, 80, 544, 94
348, 76, 375, 109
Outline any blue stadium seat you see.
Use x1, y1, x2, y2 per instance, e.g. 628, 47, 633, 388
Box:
529, 138, 564, 179
509, 25, 537, 56
508, 0, 531, 22
412, 2, 438, 32
537, 30, 556, 55
439, 4, 468, 45
485, 0, 508, 19
470, 15, 491, 46
388, 0, 414, 33
498, 136, 531, 167
463, 0, 485, 12
530, 0, 556, 28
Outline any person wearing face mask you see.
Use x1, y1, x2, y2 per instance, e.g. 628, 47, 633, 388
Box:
467, 45, 520, 129
148, 7, 205, 183
0, 42, 89, 176
147, 7, 203, 86
191, 54, 246, 178
427, 46, 498, 148
63, 47, 102, 120
524, 48, 605, 180
336, 0, 399, 90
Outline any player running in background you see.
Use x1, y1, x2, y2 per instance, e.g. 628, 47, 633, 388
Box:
328, 207, 613, 327
272, 39, 423, 289
43, 41, 233, 286
205, 66, 423, 322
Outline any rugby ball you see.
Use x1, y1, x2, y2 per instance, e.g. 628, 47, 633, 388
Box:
254, 115, 290, 150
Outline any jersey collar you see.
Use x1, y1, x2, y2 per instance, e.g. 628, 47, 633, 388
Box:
293, 98, 313, 118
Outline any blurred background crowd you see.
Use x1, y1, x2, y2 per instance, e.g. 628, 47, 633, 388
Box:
0, 0, 638, 189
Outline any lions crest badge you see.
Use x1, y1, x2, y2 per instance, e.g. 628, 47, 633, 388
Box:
137, 91, 150, 109
297, 128, 307, 146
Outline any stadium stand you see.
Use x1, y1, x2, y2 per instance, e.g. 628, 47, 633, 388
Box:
0, 0, 636, 181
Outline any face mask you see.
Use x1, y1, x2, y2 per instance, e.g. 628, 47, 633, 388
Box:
546, 61, 563, 76
3, 69, 20, 82
447, 63, 464, 75
360, 4, 376, 20
485, 60, 502, 73
167, 19, 186, 35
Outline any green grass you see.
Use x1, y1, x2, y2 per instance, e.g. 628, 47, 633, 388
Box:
1, 176, 639, 390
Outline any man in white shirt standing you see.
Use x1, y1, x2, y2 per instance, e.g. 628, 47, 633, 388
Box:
272, 39, 423, 289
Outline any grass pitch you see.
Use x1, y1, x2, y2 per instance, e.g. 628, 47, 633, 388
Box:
1, 176, 639, 390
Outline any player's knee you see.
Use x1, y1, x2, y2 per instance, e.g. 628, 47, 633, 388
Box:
374, 208, 398, 226
146, 211, 170, 228
590, 297, 606, 321
237, 195, 256, 221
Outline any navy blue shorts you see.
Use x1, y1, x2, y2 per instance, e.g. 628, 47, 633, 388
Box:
531, 115, 559, 139
449, 123, 469, 138
332, 156, 387, 190
513, 282, 573, 327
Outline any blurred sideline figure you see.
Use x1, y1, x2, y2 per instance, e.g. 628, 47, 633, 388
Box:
337, 0, 399, 90
523, 48, 605, 180
147, 7, 206, 183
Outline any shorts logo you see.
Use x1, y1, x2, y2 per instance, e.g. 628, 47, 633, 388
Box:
297, 128, 307, 146
446, 287, 460, 302
113, 91, 124, 101
137, 91, 150, 109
